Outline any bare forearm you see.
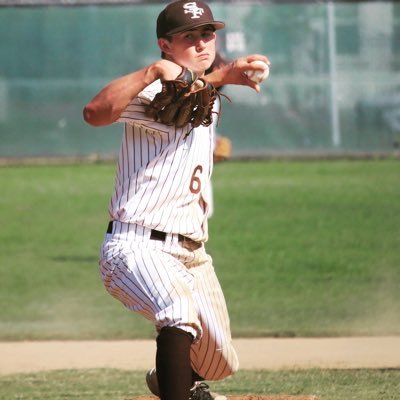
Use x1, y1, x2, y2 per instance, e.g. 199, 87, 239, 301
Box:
83, 65, 158, 127
206, 54, 270, 93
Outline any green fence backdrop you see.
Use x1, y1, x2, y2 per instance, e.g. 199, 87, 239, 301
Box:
1, 1, 400, 158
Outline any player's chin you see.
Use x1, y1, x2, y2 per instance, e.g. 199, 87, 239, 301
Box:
192, 61, 213, 76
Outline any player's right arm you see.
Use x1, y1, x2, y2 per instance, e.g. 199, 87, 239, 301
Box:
83, 60, 183, 127
206, 54, 270, 93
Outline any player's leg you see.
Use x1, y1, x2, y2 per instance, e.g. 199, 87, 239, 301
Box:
100, 235, 201, 336
189, 253, 239, 381
156, 326, 193, 399
99, 228, 203, 399
141, 246, 235, 398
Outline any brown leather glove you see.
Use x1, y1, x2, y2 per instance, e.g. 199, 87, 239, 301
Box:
214, 135, 232, 162
146, 68, 218, 129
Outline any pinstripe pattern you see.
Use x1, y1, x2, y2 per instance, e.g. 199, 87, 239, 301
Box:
109, 80, 213, 242
99, 80, 238, 382
99, 221, 238, 380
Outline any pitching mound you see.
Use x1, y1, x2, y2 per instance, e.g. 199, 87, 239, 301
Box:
228, 397, 319, 400
131, 396, 320, 400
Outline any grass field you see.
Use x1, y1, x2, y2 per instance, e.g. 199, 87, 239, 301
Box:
0, 159, 399, 340
0, 368, 399, 400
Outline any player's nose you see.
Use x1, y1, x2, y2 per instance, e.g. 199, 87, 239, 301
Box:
196, 39, 206, 51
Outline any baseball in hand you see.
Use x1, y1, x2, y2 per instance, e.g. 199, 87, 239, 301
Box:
244, 60, 270, 83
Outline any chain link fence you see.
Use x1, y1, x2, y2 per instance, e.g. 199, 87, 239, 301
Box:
1, 1, 400, 160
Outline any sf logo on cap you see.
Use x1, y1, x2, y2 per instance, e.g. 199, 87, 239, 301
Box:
183, 2, 204, 19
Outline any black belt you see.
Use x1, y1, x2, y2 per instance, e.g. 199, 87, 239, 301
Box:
150, 229, 186, 242
107, 221, 186, 242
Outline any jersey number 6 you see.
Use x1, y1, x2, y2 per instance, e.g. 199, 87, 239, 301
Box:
189, 165, 203, 194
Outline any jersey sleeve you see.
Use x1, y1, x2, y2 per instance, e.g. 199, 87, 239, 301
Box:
117, 80, 161, 126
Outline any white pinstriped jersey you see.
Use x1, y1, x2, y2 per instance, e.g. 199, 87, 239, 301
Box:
109, 80, 215, 242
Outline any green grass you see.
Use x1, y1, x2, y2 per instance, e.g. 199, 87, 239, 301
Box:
0, 160, 399, 339
209, 160, 400, 337
0, 368, 399, 400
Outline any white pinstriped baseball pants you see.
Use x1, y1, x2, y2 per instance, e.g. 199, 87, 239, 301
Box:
99, 220, 239, 380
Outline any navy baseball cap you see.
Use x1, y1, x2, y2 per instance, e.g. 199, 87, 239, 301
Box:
157, 1, 225, 39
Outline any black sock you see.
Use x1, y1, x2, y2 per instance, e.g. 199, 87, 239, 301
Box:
156, 326, 193, 400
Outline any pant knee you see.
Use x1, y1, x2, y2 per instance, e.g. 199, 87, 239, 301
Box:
196, 353, 239, 381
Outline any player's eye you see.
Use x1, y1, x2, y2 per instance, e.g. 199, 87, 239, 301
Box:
202, 31, 213, 38
184, 33, 195, 41
201, 31, 215, 41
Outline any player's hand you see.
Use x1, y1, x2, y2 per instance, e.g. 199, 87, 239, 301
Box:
206, 54, 270, 93
149, 60, 187, 82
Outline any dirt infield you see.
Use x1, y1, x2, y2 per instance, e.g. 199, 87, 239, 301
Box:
1, 336, 399, 375
131, 396, 319, 400
227, 397, 319, 400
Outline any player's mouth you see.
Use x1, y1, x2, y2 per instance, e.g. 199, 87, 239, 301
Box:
197, 53, 210, 61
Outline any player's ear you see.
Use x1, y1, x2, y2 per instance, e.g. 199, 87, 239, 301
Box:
158, 38, 173, 55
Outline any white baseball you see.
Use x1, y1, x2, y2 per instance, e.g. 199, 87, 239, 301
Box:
244, 60, 270, 83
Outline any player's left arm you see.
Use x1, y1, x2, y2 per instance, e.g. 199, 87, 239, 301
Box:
205, 54, 270, 93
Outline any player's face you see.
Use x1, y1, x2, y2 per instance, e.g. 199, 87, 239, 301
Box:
161, 26, 216, 75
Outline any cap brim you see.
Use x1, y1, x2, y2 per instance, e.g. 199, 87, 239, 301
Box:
166, 21, 225, 36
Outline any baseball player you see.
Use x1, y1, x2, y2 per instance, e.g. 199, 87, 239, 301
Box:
83, 1, 269, 399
